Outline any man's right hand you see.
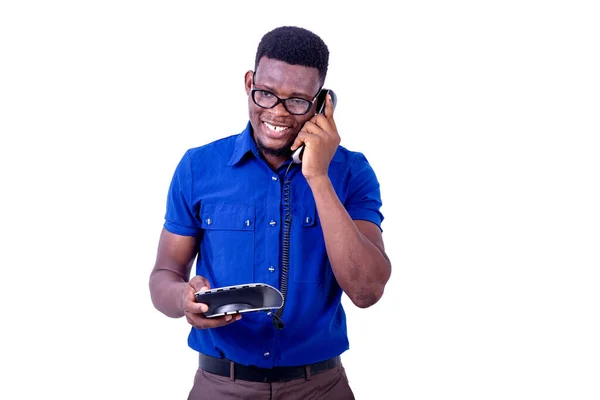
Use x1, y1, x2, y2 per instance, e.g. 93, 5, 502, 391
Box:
182, 275, 242, 329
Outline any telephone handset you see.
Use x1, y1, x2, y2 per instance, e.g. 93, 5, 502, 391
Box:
273, 89, 337, 329
291, 89, 337, 164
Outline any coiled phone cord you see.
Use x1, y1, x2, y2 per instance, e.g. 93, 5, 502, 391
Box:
270, 161, 295, 330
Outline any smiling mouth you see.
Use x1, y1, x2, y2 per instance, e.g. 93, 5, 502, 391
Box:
263, 122, 291, 137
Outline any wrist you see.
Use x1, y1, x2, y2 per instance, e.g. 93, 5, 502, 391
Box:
178, 281, 189, 314
306, 174, 331, 189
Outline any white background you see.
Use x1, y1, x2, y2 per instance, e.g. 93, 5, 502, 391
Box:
1, 1, 599, 399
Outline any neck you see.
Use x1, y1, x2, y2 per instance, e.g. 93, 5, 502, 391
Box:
261, 153, 287, 170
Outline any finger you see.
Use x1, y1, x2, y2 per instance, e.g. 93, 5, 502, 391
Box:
290, 130, 310, 151
306, 116, 336, 142
205, 314, 242, 328
189, 275, 211, 291
187, 312, 242, 329
221, 313, 243, 324
301, 122, 332, 149
324, 93, 335, 119
184, 295, 208, 314
309, 117, 338, 149
298, 120, 321, 136
183, 284, 209, 313
317, 94, 337, 135
291, 127, 324, 152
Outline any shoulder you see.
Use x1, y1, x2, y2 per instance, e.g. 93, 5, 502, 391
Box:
332, 145, 377, 173
184, 133, 239, 162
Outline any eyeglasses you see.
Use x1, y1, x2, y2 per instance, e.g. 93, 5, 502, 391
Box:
251, 72, 321, 116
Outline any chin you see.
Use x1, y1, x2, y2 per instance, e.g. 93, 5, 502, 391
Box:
256, 138, 294, 158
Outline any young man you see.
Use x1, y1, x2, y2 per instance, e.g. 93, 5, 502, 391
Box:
149, 25, 391, 399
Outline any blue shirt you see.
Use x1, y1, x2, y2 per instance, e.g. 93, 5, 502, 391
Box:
164, 121, 384, 368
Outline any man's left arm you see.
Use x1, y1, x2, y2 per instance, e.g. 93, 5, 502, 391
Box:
307, 174, 391, 308
293, 94, 391, 308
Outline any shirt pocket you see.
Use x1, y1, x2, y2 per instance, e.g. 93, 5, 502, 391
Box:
200, 203, 255, 287
293, 205, 329, 284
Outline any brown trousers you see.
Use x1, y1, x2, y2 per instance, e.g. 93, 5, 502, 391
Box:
187, 364, 355, 400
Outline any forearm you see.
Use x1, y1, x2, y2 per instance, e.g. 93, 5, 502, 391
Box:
307, 175, 391, 308
149, 270, 188, 318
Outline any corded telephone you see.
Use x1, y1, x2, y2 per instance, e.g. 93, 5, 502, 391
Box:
291, 89, 337, 163
268, 88, 337, 329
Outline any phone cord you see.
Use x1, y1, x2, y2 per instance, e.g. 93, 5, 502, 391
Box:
271, 162, 294, 330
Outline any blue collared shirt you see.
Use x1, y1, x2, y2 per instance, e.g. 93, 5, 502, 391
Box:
164, 121, 384, 368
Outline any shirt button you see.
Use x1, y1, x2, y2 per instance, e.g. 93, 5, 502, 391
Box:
269, 220, 277, 227
305, 216, 312, 224
245, 219, 252, 227
263, 352, 270, 359
206, 218, 212, 225
271, 176, 278, 181
268, 266, 275, 272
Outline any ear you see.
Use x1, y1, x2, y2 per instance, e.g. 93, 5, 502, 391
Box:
244, 70, 253, 95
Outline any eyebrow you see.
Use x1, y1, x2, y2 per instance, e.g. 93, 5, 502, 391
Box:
254, 82, 313, 100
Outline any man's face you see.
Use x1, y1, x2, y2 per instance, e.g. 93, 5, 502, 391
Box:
244, 57, 321, 159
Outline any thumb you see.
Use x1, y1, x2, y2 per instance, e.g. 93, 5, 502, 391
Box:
189, 275, 211, 291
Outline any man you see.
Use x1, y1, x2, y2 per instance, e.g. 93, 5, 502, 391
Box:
149, 25, 391, 399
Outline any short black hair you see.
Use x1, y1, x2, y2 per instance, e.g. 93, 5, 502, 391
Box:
254, 26, 329, 84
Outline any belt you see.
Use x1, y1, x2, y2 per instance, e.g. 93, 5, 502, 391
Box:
198, 353, 341, 383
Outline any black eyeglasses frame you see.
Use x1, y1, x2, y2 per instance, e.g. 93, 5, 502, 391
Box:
251, 71, 323, 116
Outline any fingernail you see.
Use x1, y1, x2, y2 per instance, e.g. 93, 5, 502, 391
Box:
201, 305, 208, 312
225, 315, 232, 321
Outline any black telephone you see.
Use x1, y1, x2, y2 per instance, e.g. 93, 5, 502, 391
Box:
291, 89, 337, 164
272, 88, 337, 330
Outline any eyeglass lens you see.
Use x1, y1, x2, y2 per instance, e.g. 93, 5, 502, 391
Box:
252, 90, 312, 115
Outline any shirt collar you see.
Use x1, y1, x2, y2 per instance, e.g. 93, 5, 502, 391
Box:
227, 120, 345, 166
227, 121, 259, 166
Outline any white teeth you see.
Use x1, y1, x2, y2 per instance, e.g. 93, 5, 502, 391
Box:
264, 122, 287, 132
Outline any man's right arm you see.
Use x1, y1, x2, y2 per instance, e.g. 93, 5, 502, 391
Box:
149, 228, 243, 328
149, 228, 198, 318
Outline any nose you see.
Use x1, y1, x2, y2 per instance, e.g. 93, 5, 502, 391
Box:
271, 101, 292, 116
